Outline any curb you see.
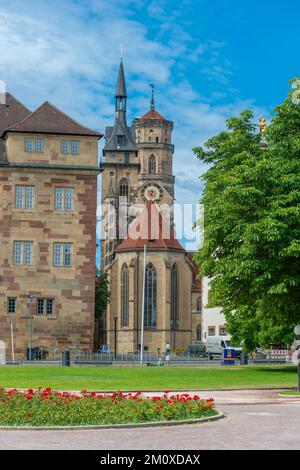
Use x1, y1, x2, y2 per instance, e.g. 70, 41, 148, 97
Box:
0, 412, 224, 431
278, 393, 300, 398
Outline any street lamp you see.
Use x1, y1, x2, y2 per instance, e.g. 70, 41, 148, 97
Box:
294, 325, 300, 393
113, 313, 118, 360
28, 295, 35, 361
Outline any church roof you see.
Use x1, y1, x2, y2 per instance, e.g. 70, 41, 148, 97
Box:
115, 60, 127, 97
116, 201, 186, 252
140, 109, 165, 121
2, 101, 102, 138
0, 93, 31, 164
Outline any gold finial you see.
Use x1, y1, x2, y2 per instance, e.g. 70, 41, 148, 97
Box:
259, 116, 267, 135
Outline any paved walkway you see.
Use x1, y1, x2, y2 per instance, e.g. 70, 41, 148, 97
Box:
0, 389, 299, 450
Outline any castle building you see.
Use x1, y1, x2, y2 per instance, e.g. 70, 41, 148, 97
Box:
0, 93, 101, 360
101, 62, 202, 353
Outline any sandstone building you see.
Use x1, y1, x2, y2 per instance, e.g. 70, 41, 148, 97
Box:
101, 62, 202, 353
0, 93, 101, 360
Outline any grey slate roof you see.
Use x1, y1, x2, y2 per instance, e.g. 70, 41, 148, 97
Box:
0, 93, 31, 164
115, 60, 127, 97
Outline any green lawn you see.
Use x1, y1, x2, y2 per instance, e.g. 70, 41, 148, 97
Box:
0, 365, 297, 391
280, 390, 300, 396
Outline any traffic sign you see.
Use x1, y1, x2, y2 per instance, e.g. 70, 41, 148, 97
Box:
102, 344, 110, 353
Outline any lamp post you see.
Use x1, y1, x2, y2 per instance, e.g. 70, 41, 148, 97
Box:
28, 295, 35, 361
113, 313, 118, 360
294, 325, 300, 393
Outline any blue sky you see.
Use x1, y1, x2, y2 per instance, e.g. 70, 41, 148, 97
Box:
0, 0, 298, 252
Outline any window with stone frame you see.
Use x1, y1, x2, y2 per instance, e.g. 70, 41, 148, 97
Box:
196, 296, 202, 312
208, 326, 216, 336
7, 298, 16, 315
144, 263, 157, 328
121, 264, 129, 328
36, 298, 54, 316
53, 243, 73, 267
15, 186, 35, 209
119, 179, 129, 198
148, 154, 156, 174
54, 188, 74, 211
170, 264, 179, 330
13, 241, 33, 265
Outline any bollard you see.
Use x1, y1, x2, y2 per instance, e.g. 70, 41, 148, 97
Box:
62, 350, 70, 367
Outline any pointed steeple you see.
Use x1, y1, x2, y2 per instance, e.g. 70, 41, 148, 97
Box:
150, 84, 155, 110
115, 59, 127, 98
103, 60, 136, 154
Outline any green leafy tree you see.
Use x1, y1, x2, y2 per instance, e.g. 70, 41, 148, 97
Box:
95, 267, 110, 321
193, 83, 300, 351
95, 267, 110, 348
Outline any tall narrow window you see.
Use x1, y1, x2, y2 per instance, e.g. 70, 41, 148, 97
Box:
121, 264, 129, 327
15, 186, 35, 209
144, 263, 157, 328
196, 325, 201, 341
148, 155, 156, 174
196, 296, 202, 312
171, 264, 179, 330
13, 241, 33, 265
119, 179, 129, 198
55, 188, 74, 211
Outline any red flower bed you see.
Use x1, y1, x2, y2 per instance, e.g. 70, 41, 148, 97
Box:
0, 387, 216, 426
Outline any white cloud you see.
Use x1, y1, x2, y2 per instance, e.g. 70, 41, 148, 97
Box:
0, 0, 268, 247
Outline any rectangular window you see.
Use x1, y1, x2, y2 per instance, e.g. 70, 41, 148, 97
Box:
15, 186, 35, 209
53, 243, 73, 267
61, 140, 69, 154
25, 138, 44, 153
35, 139, 44, 153
13, 241, 33, 265
55, 188, 74, 211
25, 139, 34, 152
208, 326, 216, 336
36, 298, 54, 316
71, 141, 79, 155
7, 298, 16, 315
60, 140, 80, 155
219, 326, 227, 336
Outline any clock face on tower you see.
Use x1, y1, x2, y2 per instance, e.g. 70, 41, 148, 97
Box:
141, 182, 163, 202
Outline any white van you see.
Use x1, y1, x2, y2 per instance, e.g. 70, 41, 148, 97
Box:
206, 336, 242, 359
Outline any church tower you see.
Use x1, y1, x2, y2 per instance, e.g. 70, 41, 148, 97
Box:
101, 60, 139, 267
132, 86, 175, 211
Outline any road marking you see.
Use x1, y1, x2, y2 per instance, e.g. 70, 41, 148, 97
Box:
243, 412, 280, 416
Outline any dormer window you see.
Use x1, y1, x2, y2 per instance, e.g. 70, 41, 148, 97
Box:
35, 139, 44, 153
117, 135, 125, 146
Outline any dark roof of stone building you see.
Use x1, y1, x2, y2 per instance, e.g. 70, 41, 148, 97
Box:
116, 201, 186, 252
3, 101, 102, 138
104, 61, 137, 153
0, 93, 31, 163
115, 60, 127, 97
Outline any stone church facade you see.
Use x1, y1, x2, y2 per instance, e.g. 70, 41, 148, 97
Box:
101, 61, 202, 353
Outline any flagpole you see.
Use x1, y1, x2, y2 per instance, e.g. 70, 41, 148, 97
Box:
140, 244, 146, 364
10, 317, 15, 364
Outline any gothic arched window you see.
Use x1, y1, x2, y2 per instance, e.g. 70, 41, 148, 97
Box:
119, 179, 129, 198
171, 264, 179, 330
196, 296, 202, 312
121, 264, 129, 327
148, 155, 156, 174
144, 263, 157, 328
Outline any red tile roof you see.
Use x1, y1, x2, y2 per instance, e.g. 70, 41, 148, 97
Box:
116, 201, 186, 252
140, 109, 165, 121
3, 101, 102, 138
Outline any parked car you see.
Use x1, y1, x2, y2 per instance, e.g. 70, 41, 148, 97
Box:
206, 336, 242, 359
